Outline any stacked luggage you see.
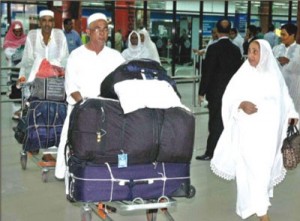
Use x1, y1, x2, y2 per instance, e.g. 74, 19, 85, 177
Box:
67, 59, 196, 202
14, 60, 67, 155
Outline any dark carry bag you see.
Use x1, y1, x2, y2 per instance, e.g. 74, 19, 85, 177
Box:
67, 98, 163, 165
23, 100, 67, 151
13, 117, 27, 144
67, 156, 192, 202
100, 59, 180, 99
30, 77, 66, 102
157, 107, 195, 163
281, 124, 300, 170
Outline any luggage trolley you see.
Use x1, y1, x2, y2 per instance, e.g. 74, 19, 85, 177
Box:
66, 159, 196, 221
16, 81, 66, 182
78, 189, 195, 221
80, 197, 179, 221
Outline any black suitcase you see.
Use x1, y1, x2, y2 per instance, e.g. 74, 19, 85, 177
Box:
67, 156, 192, 202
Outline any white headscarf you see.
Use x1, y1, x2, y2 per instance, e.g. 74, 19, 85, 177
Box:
211, 39, 298, 183
138, 28, 161, 64
121, 31, 142, 61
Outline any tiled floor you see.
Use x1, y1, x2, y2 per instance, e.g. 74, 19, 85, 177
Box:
1, 67, 299, 221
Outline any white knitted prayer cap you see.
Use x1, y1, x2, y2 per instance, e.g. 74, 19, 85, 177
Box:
14, 24, 22, 29
87, 13, 107, 26
39, 10, 54, 18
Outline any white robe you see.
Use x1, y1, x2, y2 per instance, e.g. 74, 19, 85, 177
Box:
211, 40, 298, 219
138, 28, 161, 64
19, 28, 69, 82
55, 45, 125, 182
273, 42, 300, 115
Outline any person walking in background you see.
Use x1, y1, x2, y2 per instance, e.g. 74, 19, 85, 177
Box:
63, 18, 82, 54
193, 27, 218, 57
138, 27, 161, 64
229, 27, 244, 56
3, 20, 27, 66
15, 9, 69, 121
121, 30, 150, 61
243, 24, 258, 56
264, 24, 279, 48
211, 39, 298, 221
114, 29, 123, 52
273, 23, 300, 114
18, 9, 69, 83
3, 20, 27, 120
196, 19, 242, 161
55, 12, 125, 181
256, 26, 264, 39
178, 28, 191, 64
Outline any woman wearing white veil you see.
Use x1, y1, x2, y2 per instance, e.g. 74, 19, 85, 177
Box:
121, 30, 152, 61
210, 39, 298, 221
138, 28, 161, 64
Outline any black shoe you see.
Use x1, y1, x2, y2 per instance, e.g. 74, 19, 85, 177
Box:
195, 154, 212, 161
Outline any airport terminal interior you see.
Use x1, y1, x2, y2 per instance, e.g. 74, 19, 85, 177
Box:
1, 1, 300, 221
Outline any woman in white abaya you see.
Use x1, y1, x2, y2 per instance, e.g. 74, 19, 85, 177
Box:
138, 28, 161, 64
210, 39, 299, 221
121, 30, 150, 61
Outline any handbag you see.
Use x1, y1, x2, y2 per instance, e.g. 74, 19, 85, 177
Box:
281, 124, 300, 170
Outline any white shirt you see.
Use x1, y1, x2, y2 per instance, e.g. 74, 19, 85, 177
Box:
264, 31, 279, 48
231, 34, 244, 56
19, 28, 69, 82
273, 42, 300, 114
65, 45, 126, 105
55, 45, 125, 181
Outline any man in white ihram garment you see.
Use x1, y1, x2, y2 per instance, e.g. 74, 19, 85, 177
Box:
55, 13, 125, 184
138, 27, 161, 64
18, 9, 69, 83
15, 9, 69, 122
273, 23, 300, 115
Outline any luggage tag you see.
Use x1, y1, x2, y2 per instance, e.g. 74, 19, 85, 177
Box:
118, 150, 128, 168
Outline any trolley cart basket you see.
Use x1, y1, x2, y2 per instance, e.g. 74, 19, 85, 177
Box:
79, 196, 183, 221
14, 82, 67, 182
67, 160, 196, 221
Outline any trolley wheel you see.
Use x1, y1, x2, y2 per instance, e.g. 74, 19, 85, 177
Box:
81, 205, 92, 221
20, 153, 27, 170
42, 170, 48, 183
187, 185, 196, 198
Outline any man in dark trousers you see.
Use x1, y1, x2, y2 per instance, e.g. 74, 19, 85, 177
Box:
196, 19, 242, 161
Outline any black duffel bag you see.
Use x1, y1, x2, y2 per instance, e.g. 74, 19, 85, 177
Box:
100, 59, 180, 99
67, 98, 163, 165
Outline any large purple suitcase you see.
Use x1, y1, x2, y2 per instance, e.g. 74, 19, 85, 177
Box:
67, 157, 191, 202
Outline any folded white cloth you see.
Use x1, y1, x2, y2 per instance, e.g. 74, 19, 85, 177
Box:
114, 79, 188, 114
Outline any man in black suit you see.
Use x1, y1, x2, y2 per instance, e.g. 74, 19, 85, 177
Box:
242, 24, 258, 56
196, 19, 242, 161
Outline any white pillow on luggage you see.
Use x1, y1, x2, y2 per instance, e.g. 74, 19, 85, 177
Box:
114, 79, 185, 114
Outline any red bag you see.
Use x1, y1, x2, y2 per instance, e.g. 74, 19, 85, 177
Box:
35, 59, 65, 78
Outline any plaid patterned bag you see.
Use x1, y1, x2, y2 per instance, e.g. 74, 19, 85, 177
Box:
281, 125, 300, 170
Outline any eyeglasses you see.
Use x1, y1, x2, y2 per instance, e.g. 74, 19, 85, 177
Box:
89, 27, 109, 34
